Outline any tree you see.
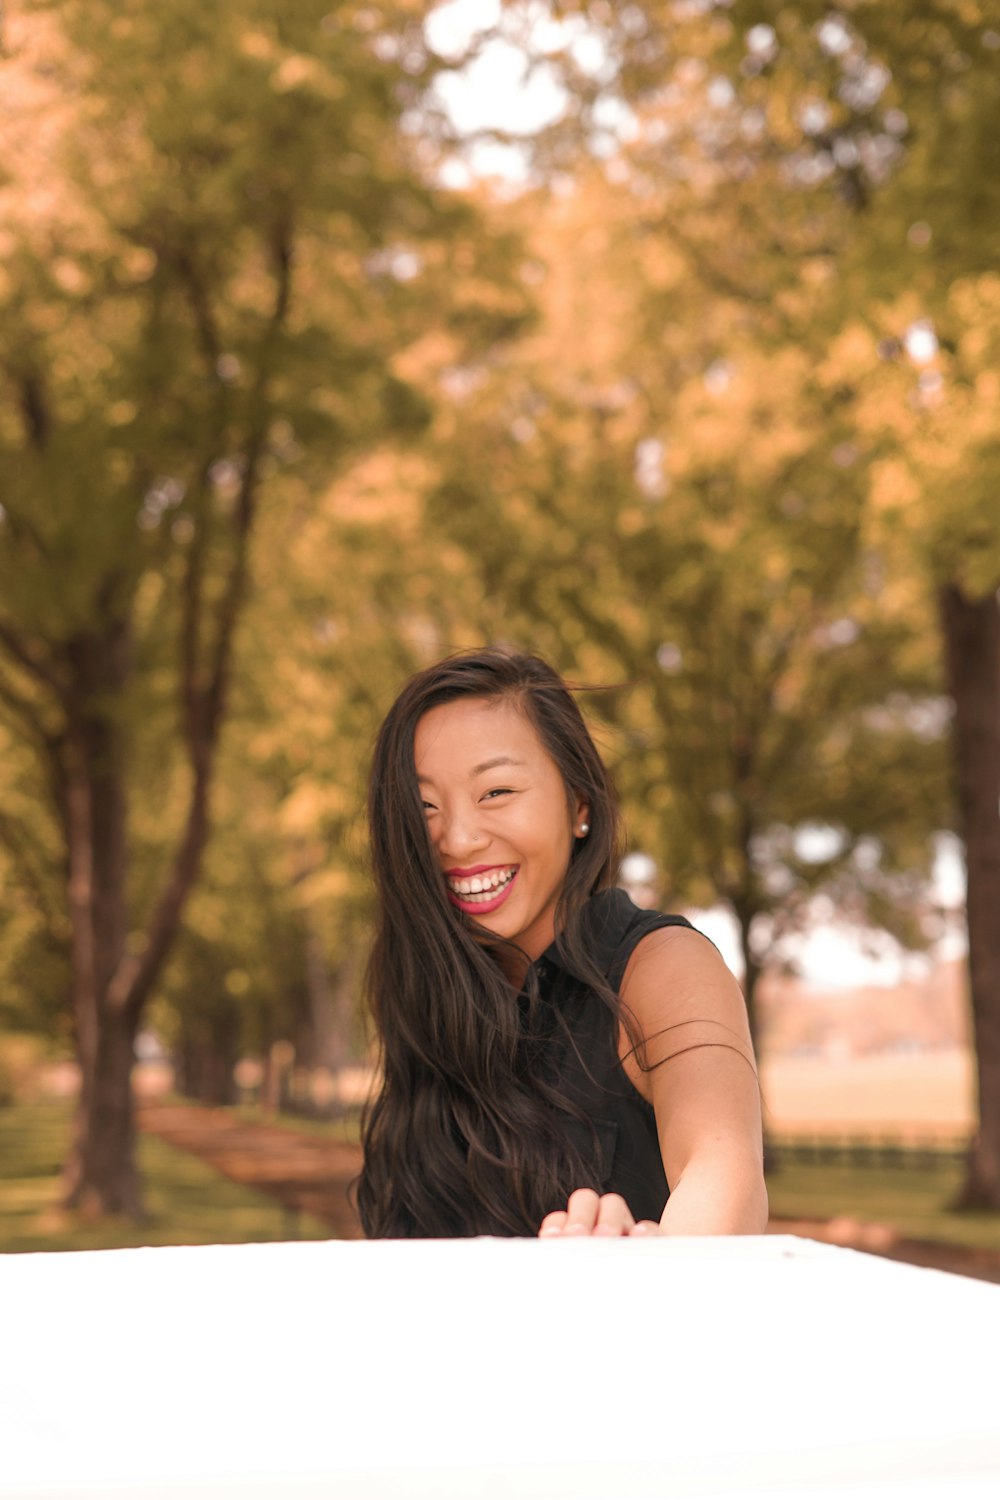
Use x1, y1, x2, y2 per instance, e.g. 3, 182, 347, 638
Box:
156, 487, 459, 1105
717, 0, 1000, 1203
831, 277, 1000, 1205
483, 0, 1000, 1196
410, 147, 948, 1049
0, 0, 499, 1215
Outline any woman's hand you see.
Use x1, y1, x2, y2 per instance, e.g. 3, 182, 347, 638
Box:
538, 1187, 661, 1238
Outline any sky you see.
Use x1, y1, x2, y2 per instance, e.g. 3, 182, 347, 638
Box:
625, 834, 967, 990
424, 0, 599, 183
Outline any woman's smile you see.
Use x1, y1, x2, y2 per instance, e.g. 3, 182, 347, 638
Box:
445, 865, 520, 913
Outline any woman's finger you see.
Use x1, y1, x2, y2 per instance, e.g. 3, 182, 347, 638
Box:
539, 1189, 640, 1237
563, 1186, 601, 1234
629, 1219, 662, 1236
593, 1192, 635, 1237
539, 1187, 601, 1236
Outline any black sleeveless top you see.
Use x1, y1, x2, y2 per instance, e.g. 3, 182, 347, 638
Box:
533, 887, 698, 1224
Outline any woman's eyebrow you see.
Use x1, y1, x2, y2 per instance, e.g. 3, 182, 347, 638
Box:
471, 755, 526, 777
417, 755, 527, 786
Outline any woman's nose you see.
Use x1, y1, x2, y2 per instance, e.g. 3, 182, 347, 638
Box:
437, 807, 487, 860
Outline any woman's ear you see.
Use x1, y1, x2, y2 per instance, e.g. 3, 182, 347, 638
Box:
574, 800, 591, 838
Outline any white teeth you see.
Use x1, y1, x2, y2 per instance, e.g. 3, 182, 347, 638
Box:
447, 867, 516, 900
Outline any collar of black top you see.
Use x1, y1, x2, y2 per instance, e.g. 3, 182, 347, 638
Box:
535, 886, 641, 978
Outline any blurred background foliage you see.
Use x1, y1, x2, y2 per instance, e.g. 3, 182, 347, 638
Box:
1, 0, 998, 1214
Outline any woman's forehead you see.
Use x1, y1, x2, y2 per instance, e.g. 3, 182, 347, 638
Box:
414, 697, 548, 776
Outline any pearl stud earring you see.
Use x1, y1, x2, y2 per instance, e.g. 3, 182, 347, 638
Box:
577, 822, 590, 837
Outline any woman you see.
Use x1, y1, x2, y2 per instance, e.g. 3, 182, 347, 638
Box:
356, 648, 767, 1239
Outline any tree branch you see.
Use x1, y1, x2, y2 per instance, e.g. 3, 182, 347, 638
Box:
176, 247, 223, 379
0, 808, 65, 936
0, 618, 65, 694
17, 368, 52, 450
0, 662, 52, 749
107, 225, 295, 1022
0, 498, 50, 558
179, 462, 213, 748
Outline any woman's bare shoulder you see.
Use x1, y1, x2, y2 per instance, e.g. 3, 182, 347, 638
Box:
622, 921, 737, 992
617, 920, 754, 1077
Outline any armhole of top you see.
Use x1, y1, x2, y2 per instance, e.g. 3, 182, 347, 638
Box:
606, 914, 697, 995
608, 914, 709, 1114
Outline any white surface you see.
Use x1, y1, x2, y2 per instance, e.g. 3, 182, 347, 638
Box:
1, 1235, 998, 1499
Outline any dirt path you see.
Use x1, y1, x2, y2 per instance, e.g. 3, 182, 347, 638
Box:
137, 1100, 363, 1238
137, 1100, 1000, 1279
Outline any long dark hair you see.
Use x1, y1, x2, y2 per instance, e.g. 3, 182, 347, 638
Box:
355, 647, 643, 1237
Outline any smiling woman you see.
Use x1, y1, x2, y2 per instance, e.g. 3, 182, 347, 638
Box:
355, 648, 767, 1240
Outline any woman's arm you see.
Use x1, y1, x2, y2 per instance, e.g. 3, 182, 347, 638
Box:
539, 926, 768, 1238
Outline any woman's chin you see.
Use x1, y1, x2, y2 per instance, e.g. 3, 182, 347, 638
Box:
469, 901, 525, 947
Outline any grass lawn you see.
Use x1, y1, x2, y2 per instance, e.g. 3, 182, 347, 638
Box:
230, 1102, 999, 1253
0, 1100, 334, 1254
4, 1097, 998, 1256
767, 1158, 1000, 1252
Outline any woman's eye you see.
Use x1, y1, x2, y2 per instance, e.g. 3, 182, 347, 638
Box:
482, 788, 513, 800
421, 800, 438, 812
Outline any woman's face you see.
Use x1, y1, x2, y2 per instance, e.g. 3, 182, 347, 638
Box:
414, 696, 588, 962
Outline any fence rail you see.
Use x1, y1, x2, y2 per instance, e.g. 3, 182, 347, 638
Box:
766, 1133, 970, 1169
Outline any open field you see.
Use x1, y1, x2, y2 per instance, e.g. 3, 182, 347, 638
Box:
235, 1046, 982, 1142
760, 1047, 976, 1139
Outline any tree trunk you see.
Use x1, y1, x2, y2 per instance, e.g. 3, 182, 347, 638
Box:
260, 1039, 296, 1114
62, 1004, 142, 1217
330, 951, 362, 1070
173, 1016, 240, 1106
731, 889, 776, 1173
733, 901, 763, 1058
59, 622, 139, 1215
730, 802, 763, 1055
173, 1038, 201, 1101
939, 583, 1000, 1210
303, 934, 359, 1078
200, 1018, 239, 1105
302, 917, 337, 1071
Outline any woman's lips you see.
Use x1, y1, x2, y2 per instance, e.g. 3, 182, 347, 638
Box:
447, 869, 519, 916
